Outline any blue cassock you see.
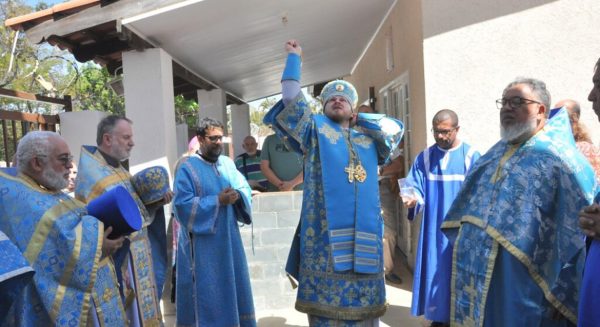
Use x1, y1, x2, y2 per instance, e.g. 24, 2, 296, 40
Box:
442, 108, 597, 326
264, 94, 404, 322
406, 142, 480, 322
579, 190, 600, 327
173, 154, 256, 327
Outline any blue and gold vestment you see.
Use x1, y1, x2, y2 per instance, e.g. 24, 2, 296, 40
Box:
0, 170, 126, 326
0, 229, 33, 324
75, 145, 164, 326
264, 94, 404, 321
442, 109, 597, 326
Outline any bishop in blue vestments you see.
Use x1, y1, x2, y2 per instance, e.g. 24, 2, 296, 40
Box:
403, 109, 480, 324
265, 40, 404, 325
173, 118, 256, 327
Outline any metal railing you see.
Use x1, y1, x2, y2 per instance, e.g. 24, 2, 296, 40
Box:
0, 87, 70, 167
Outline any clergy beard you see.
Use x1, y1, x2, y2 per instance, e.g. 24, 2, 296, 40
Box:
501, 115, 538, 143
202, 145, 222, 163
110, 143, 130, 161
41, 167, 68, 190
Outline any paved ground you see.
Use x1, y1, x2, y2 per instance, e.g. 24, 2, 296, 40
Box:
163, 262, 428, 327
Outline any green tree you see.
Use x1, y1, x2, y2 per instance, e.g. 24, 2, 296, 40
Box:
72, 64, 124, 114
1, 0, 80, 113
175, 95, 199, 127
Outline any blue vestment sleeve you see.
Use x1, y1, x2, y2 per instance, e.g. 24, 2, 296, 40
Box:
405, 151, 426, 221
228, 159, 252, 224
282, 53, 301, 81
264, 93, 314, 154
355, 113, 404, 165
173, 164, 221, 235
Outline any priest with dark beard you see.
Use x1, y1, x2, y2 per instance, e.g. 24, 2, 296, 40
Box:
172, 117, 256, 326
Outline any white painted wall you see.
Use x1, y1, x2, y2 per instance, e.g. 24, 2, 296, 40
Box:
230, 103, 250, 157
421, 0, 600, 152
175, 123, 190, 158
122, 48, 178, 175
197, 88, 227, 130
59, 110, 107, 161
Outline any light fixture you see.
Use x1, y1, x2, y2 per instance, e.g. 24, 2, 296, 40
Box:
108, 66, 124, 96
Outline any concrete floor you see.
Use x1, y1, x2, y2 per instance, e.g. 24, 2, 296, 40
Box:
163, 262, 428, 327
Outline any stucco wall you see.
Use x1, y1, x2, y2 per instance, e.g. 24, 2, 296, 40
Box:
346, 0, 428, 157
421, 0, 600, 152
346, 0, 427, 269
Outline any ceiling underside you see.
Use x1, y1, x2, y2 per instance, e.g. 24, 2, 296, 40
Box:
123, 0, 395, 102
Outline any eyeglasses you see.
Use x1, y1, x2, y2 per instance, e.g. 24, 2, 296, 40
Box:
57, 154, 74, 166
204, 135, 223, 142
37, 154, 74, 166
496, 97, 541, 109
431, 127, 457, 136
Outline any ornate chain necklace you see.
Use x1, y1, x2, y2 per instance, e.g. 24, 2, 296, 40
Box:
343, 130, 367, 183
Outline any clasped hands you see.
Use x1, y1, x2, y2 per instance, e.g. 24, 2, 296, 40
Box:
218, 187, 240, 205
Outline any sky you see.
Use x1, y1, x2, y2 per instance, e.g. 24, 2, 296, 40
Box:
24, 0, 63, 7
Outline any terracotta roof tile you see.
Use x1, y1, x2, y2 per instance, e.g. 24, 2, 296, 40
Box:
5, 0, 100, 30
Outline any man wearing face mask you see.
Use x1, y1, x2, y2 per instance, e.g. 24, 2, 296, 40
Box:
265, 39, 404, 325
401, 109, 480, 326
172, 117, 255, 326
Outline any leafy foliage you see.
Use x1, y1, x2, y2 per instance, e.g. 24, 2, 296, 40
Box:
175, 95, 199, 127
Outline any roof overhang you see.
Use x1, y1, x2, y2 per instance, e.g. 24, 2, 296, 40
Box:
122, 0, 395, 101
7, 0, 396, 102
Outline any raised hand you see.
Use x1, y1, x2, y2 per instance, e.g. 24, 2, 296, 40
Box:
285, 39, 302, 56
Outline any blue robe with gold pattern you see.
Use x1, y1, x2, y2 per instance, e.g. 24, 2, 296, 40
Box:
0, 230, 33, 324
264, 94, 404, 322
442, 109, 597, 326
0, 170, 126, 326
173, 154, 255, 327
75, 145, 164, 326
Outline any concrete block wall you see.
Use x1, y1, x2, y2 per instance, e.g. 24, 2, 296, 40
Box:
240, 191, 303, 311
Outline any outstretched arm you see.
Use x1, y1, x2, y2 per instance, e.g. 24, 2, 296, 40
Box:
281, 39, 302, 105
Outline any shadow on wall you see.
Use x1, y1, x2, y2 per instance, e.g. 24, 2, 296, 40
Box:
422, 0, 559, 38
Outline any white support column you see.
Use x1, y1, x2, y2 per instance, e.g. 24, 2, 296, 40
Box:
122, 48, 177, 175
230, 103, 250, 157
59, 110, 107, 162
197, 88, 227, 129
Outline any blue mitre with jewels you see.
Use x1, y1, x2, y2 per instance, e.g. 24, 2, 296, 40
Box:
320, 80, 358, 108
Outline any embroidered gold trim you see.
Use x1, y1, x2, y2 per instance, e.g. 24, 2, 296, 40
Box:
460, 215, 578, 324
319, 123, 342, 145
50, 221, 83, 319
296, 300, 388, 320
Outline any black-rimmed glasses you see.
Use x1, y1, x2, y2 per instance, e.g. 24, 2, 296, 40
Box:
204, 135, 223, 142
496, 97, 541, 109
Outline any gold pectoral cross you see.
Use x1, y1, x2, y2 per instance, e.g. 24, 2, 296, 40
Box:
344, 162, 367, 183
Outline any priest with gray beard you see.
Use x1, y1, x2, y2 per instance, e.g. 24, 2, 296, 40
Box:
440, 78, 597, 326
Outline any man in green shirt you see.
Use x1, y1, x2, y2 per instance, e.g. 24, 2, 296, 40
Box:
260, 133, 303, 191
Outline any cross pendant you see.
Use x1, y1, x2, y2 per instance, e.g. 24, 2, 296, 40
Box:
344, 163, 355, 183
